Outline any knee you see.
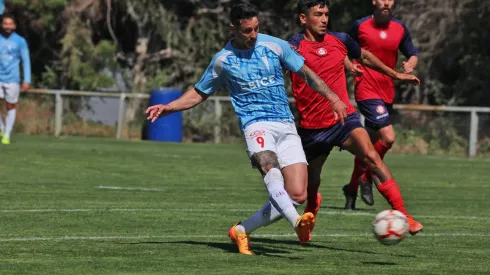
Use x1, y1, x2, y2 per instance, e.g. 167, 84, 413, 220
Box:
380, 132, 396, 148
363, 149, 382, 169
252, 150, 279, 174
6, 103, 16, 110
290, 191, 307, 205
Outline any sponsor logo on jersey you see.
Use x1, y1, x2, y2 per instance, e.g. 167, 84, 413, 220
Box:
240, 76, 276, 90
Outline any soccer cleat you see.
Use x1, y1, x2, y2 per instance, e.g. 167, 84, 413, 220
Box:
295, 212, 316, 243
303, 193, 322, 233
1, 137, 10, 145
407, 216, 423, 235
342, 184, 357, 210
228, 223, 254, 255
358, 175, 374, 206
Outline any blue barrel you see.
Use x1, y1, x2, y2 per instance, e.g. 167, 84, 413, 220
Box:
147, 88, 183, 142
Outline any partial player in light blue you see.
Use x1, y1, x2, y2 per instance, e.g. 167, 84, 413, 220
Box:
195, 33, 304, 130
0, 32, 31, 84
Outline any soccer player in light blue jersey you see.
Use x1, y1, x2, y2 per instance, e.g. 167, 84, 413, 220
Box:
146, 3, 347, 255
0, 14, 31, 144
0, 0, 4, 15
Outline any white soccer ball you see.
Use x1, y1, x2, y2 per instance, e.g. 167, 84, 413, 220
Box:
372, 210, 409, 245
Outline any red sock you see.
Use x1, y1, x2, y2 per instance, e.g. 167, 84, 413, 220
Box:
306, 184, 320, 209
348, 157, 366, 193
376, 178, 408, 216
373, 140, 391, 159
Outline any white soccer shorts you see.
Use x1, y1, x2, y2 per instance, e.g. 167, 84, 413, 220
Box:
243, 121, 307, 169
0, 83, 20, 104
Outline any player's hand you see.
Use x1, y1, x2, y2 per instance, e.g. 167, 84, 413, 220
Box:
331, 100, 348, 125
145, 104, 173, 123
395, 72, 420, 85
21, 83, 30, 92
402, 61, 414, 74
349, 64, 364, 76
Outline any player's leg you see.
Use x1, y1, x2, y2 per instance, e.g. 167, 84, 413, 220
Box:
343, 127, 423, 235
0, 84, 6, 136
304, 155, 326, 217
2, 83, 20, 144
276, 122, 317, 242
346, 100, 391, 205
229, 122, 310, 254
297, 126, 334, 217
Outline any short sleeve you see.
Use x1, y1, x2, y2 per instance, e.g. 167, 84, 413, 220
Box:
399, 24, 419, 58
194, 52, 228, 95
278, 39, 305, 73
347, 20, 361, 43
332, 32, 362, 59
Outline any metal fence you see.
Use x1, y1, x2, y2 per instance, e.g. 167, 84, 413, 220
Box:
26, 89, 490, 157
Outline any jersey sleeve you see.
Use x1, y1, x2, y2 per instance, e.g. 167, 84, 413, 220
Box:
277, 39, 305, 73
194, 53, 227, 95
334, 32, 362, 59
19, 38, 31, 83
347, 20, 361, 43
399, 24, 419, 58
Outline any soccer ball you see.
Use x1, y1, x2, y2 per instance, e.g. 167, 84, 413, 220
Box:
372, 210, 409, 245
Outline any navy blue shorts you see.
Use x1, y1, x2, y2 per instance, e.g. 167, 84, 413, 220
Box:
298, 113, 364, 161
357, 99, 394, 130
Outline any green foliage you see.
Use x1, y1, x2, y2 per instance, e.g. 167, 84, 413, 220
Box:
57, 18, 118, 90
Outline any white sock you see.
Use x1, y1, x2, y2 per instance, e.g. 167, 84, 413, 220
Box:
0, 111, 4, 132
264, 168, 300, 228
5, 109, 16, 139
237, 201, 281, 233
237, 199, 302, 234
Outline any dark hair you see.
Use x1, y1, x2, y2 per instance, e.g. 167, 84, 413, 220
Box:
2, 13, 15, 23
295, 0, 332, 30
229, 3, 259, 26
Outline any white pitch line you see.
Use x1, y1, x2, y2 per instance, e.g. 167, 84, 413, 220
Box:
1, 208, 489, 221
1, 232, 490, 242
96, 186, 165, 192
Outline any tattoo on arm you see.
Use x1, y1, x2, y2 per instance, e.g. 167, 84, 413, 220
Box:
296, 65, 340, 103
251, 150, 280, 176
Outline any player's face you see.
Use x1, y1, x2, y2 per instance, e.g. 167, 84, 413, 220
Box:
300, 5, 329, 36
372, 0, 394, 18
1, 18, 16, 34
232, 17, 259, 49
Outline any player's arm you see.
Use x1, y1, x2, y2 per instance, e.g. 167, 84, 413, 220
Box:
146, 88, 209, 122
357, 49, 419, 85
399, 23, 419, 73
295, 64, 348, 123
344, 56, 363, 76
402, 55, 418, 74
147, 53, 223, 122
20, 38, 31, 92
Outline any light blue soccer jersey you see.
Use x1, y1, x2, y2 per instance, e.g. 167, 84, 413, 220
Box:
0, 0, 4, 15
195, 33, 305, 130
0, 32, 31, 83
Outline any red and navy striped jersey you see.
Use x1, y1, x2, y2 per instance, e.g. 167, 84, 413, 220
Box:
348, 16, 418, 103
289, 32, 360, 129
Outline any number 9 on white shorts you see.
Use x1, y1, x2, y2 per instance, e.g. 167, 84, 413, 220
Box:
243, 121, 307, 169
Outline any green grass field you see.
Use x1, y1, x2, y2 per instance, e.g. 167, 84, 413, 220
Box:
1, 135, 490, 274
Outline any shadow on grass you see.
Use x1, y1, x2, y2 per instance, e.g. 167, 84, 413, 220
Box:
252, 238, 416, 258
321, 205, 377, 212
124, 240, 302, 259
361, 261, 397, 265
